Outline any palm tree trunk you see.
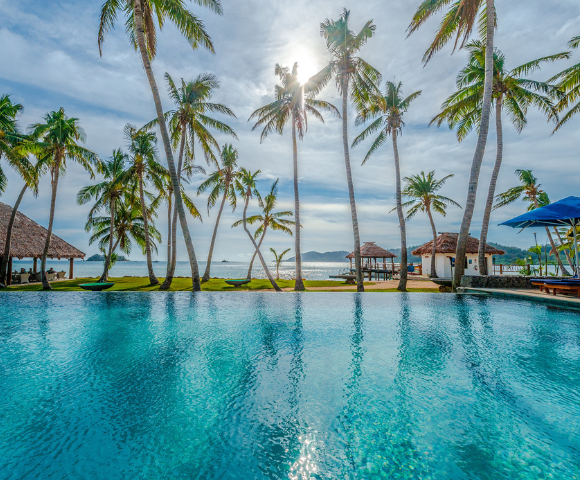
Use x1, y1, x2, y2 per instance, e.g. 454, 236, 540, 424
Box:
99, 196, 116, 282
478, 97, 503, 276
203, 183, 229, 282
247, 226, 267, 279
0, 183, 27, 285
554, 227, 574, 271
41, 162, 61, 290
133, 0, 201, 291
138, 171, 159, 285
292, 117, 305, 291
341, 77, 363, 292
242, 193, 281, 291
164, 196, 172, 278
392, 133, 407, 291
426, 205, 438, 278
453, 0, 495, 290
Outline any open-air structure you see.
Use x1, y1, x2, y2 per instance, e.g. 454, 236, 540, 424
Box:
0, 202, 85, 285
347, 242, 399, 280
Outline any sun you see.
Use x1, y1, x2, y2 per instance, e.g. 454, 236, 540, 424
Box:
296, 56, 319, 85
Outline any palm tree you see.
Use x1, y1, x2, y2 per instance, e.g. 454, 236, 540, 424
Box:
400, 172, 461, 278
235, 167, 281, 291
270, 247, 291, 281
495, 169, 568, 274
29, 108, 98, 290
98, 0, 221, 291
408, 0, 496, 289
0, 94, 26, 195
77, 149, 129, 282
197, 144, 240, 282
431, 41, 568, 274
249, 62, 338, 291
551, 35, 580, 132
124, 124, 167, 285
352, 81, 421, 291
232, 179, 294, 279
320, 9, 381, 293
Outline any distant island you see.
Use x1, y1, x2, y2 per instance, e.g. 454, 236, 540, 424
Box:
86, 254, 129, 262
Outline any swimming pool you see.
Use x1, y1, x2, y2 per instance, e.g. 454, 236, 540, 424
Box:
1, 292, 579, 478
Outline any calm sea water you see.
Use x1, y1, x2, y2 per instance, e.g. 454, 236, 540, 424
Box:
1, 292, 579, 478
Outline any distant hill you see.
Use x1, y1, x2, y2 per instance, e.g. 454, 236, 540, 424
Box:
286, 251, 349, 262
87, 254, 129, 262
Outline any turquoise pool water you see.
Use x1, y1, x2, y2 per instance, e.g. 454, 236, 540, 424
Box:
1, 293, 579, 479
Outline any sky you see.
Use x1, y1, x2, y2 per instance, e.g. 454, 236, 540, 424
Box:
0, 0, 579, 262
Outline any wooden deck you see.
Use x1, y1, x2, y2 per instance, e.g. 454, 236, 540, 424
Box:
460, 287, 580, 310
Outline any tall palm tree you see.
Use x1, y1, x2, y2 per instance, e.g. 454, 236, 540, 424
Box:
29, 108, 98, 290
77, 149, 129, 282
431, 41, 568, 274
352, 81, 421, 291
235, 167, 281, 291
98, 0, 221, 291
248, 62, 338, 291
232, 179, 294, 279
551, 35, 580, 132
494, 169, 568, 274
400, 172, 461, 278
0, 94, 26, 195
124, 124, 167, 285
320, 9, 381, 293
270, 247, 291, 281
408, 0, 496, 289
197, 144, 240, 282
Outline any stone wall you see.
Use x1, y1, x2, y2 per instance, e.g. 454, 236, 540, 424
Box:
460, 275, 559, 289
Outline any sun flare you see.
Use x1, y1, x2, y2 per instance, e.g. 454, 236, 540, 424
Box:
296, 56, 319, 85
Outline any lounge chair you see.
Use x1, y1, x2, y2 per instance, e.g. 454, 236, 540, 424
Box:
56, 271, 66, 280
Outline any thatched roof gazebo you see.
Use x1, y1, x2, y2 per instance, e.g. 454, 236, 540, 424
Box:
411, 232, 505, 256
0, 202, 85, 284
346, 242, 397, 271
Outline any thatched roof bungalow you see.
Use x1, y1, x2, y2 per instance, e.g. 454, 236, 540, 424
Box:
412, 232, 505, 277
0, 202, 85, 283
346, 242, 397, 270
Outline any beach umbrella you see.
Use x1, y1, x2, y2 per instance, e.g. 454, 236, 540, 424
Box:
500, 196, 580, 276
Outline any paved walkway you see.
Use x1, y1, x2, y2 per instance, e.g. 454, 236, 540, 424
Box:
462, 287, 580, 310
282, 279, 440, 292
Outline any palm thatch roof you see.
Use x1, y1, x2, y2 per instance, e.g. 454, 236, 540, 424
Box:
412, 233, 505, 256
0, 202, 85, 259
346, 242, 397, 259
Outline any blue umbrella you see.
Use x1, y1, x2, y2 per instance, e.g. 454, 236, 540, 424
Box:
500, 196, 580, 275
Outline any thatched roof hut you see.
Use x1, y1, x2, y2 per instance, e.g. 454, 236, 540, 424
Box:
346, 242, 397, 259
411, 233, 505, 256
0, 202, 85, 260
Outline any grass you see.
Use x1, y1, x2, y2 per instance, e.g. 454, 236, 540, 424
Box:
2, 277, 380, 292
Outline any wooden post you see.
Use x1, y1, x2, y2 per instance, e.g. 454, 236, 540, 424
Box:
69, 258, 74, 279
7, 257, 12, 286
33, 257, 38, 273
499, 264, 503, 275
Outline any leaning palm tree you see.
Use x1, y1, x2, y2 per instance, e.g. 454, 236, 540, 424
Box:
77, 149, 129, 282
29, 108, 98, 289
551, 35, 580, 132
320, 9, 381, 293
352, 81, 421, 291
197, 144, 240, 282
98, 0, 221, 291
408, 0, 496, 289
235, 167, 281, 291
400, 172, 461, 278
249, 62, 338, 291
124, 124, 167, 285
270, 247, 291, 281
431, 41, 568, 274
232, 179, 294, 279
494, 169, 568, 274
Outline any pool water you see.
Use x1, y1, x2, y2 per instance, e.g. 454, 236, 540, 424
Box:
1, 292, 580, 479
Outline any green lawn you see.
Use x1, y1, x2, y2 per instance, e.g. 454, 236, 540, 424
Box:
2, 277, 378, 292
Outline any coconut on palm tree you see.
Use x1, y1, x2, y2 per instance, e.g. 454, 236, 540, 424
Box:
494, 169, 569, 273
124, 124, 167, 285
270, 247, 291, 281
29, 108, 98, 290
352, 81, 421, 291
408, 0, 496, 289
399, 172, 461, 278
235, 167, 281, 292
431, 40, 569, 274
232, 179, 294, 279
320, 9, 381, 293
197, 144, 240, 282
551, 35, 580, 132
249, 62, 338, 291
98, 0, 221, 291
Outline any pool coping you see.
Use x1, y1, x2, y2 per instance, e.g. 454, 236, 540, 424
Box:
460, 287, 580, 311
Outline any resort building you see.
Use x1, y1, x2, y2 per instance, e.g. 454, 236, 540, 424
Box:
412, 233, 505, 278
0, 202, 85, 285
